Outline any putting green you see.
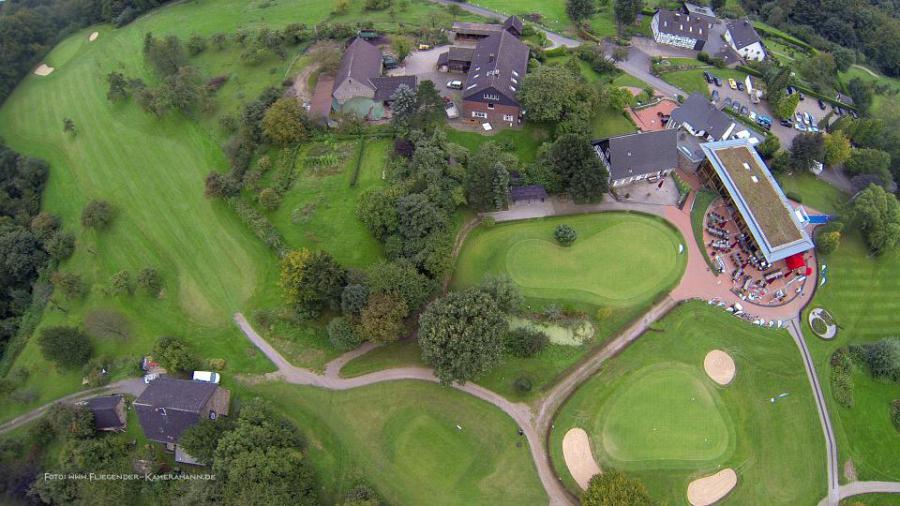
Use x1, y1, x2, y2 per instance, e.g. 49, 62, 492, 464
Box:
598, 363, 732, 466
453, 213, 686, 307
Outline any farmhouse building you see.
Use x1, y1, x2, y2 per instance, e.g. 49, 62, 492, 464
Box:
134, 376, 230, 452
725, 20, 766, 62
651, 9, 713, 50
462, 30, 529, 128
332, 38, 384, 105
698, 139, 813, 262
593, 130, 679, 187
451, 15, 523, 43
79, 394, 126, 432
668, 93, 746, 141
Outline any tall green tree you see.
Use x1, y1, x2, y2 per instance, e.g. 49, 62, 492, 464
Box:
852, 184, 900, 255
789, 133, 825, 171
262, 97, 308, 146
546, 133, 609, 202
613, 0, 642, 28
418, 289, 507, 385
37, 326, 93, 369
518, 64, 580, 123
567, 0, 596, 21
465, 142, 516, 211
582, 470, 653, 506
823, 131, 851, 167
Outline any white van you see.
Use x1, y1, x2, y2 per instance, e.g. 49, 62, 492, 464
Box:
192, 371, 220, 384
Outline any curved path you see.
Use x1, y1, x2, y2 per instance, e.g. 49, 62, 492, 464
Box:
0, 378, 146, 435
818, 482, 900, 506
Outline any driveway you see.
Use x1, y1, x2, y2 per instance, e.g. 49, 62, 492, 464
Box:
389, 46, 463, 103
603, 41, 684, 99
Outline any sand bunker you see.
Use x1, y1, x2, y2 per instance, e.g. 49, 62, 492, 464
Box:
89, 31, 99, 42
703, 350, 736, 386
687, 468, 737, 506
34, 64, 55, 76
562, 428, 601, 490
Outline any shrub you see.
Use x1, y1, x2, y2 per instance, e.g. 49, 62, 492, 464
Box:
595, 307, 613, 321
513, 376, 532, 393
110, 270, 132, 295
481, 216, 496, 228
816, 231, 841, 255
137, 267, 163, 295
785, 191, 803, 203
697, 51, 710, 63
892, 400, 900, 432
830, 347, 854, 408
207, 358, 226, 371
327, 316, 363, 351
505, 328, 549, 358
45, 231, 76, 261
37, 326, 93, 369
259, 188, 282, 211
51, 271, 87, 299
46, 404, 95, 439
82, 357, 111, 387
153, 335, 199, 373
851, 338, 900, 381
81, 200, 114, 229
554, 224, 577, 246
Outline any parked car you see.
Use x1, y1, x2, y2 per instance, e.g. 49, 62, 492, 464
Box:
818, 99, 827, 110
713, 76, 722, 87
798, 92, 805, 101
780, 118, 793, 127
382, 55, 398, 69
144, 373, 160, 384
446, 80, 463, 89
723, 97, 732, 108
193, 371, 221, 384
805, 112, 814, 126
835, 106, 845, 115
703, 71, 713, 83
795, 122, 807, 131
850, 110, 859, 119
728, 78, 738, 90
748, 111, 757, 121
445, 101, 459, 119
795, 112, 804, 123
736, 82, 745, 91
711, 89, 720, 101
786, 86, 796, 95
757, 115, 772, 125
760, 121, 772, 131
740, 105, 749, 115
731, 100, 741, 112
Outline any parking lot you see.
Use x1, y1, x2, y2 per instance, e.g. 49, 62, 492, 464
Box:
705, 76, 840, 146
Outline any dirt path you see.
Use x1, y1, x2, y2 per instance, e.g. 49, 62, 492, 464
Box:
290, 63, 318, 103
0, 378, 145, 435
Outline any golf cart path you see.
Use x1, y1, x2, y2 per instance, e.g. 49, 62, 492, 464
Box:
0, 378, 146, 435
787, 317, 840, 506
817, 481, 900, 505
423, 0, 580, 49
234, 313, 575, 505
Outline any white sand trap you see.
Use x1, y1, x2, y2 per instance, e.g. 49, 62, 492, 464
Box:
89, 31, 99, 42
704, 350, 736, 386
687, 468, 737, 506
34, 64, 55, 76
562, 428, 601, 490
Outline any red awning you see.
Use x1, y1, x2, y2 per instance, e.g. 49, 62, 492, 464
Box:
785, 253, 806, 270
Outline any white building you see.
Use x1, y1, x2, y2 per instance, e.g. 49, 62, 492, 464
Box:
725, 20, 767, 62
651, 9, 713, 50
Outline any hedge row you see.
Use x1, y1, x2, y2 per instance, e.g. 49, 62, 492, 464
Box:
830, 347, 855, 408
349, 137, 367, 187
227, 197, 287, 256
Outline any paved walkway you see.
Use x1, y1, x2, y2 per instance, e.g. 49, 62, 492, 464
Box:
818, 481, 900, 505
788, 317, 840, 506
0, 378, 146, 435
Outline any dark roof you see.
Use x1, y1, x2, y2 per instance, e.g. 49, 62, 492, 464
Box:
452, 21, 503, 37
670, 93, 734, 140
726, 20, 762, 49
463, 30, 529, 101
334, 38, 383, 91
503, 15, 524, 34
510, 185, 547, 201
134, 377, 218, 444
654, 9, 713, 40
598, 130, 678, 180
372, 75, 417, 101
81, 395, 125, 430
449, 46, 475, 62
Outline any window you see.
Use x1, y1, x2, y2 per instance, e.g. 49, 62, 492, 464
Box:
487, 103, 494, 109
472, 111, 487, 119
503, 114, 514, 122
512, 70, 519, 77
484, 93, 500, 101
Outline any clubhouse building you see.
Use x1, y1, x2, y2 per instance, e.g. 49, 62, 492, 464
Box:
698, 139, 814, 263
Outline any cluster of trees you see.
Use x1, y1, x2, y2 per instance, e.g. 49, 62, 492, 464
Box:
852, 184, 900, 255
831, 116, 900, 186
759, 64, 799, 120
389, 81, 446, 132
850, 337, 900, 382
581, 470, 653, 506
739, 0, 900, 77
0, 143, 75, 363
0, 0, 169, 103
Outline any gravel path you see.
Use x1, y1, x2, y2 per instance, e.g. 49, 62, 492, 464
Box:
0, 378, 146, 435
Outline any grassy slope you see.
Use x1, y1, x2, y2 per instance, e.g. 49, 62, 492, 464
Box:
662, 68, 750, 97
801, 230, 900, 482
247, 380, 547, 505
550, 301, 826, 505
445, 124, 550, 165
0, 0, 481, 422
776, 172, 848, 215
690, 190, 719, 274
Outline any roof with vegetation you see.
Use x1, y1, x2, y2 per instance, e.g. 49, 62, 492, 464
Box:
701, 139, 813, 262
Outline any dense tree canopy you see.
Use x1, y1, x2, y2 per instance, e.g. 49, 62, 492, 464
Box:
582, 470, 653, 506
418, 289, 507, 385
262, 97, 308, 146
545, 133, 609, 202
465, 142, 516, 211
852, 184, 900, 255
37, 326, 93, 369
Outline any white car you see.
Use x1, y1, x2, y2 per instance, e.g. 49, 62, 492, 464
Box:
143, 373, 160, 384
445, 102, 459, 119
446, 80, 463, 90
193, 371, 220, 384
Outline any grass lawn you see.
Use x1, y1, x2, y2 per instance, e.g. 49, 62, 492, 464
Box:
592, 106, 637, 139
471, 0, 568, 31
776, 172, 848, 215
445, 124, 551, 164
247, 380, 547, 505
550, 301, 826, 504
801, 230, 900, 482
663, 68, 749, 97
0, 0, 470, 422
452, 213, 686, 308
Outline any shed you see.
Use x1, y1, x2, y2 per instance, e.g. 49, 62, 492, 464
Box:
510, 185, 548, 203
